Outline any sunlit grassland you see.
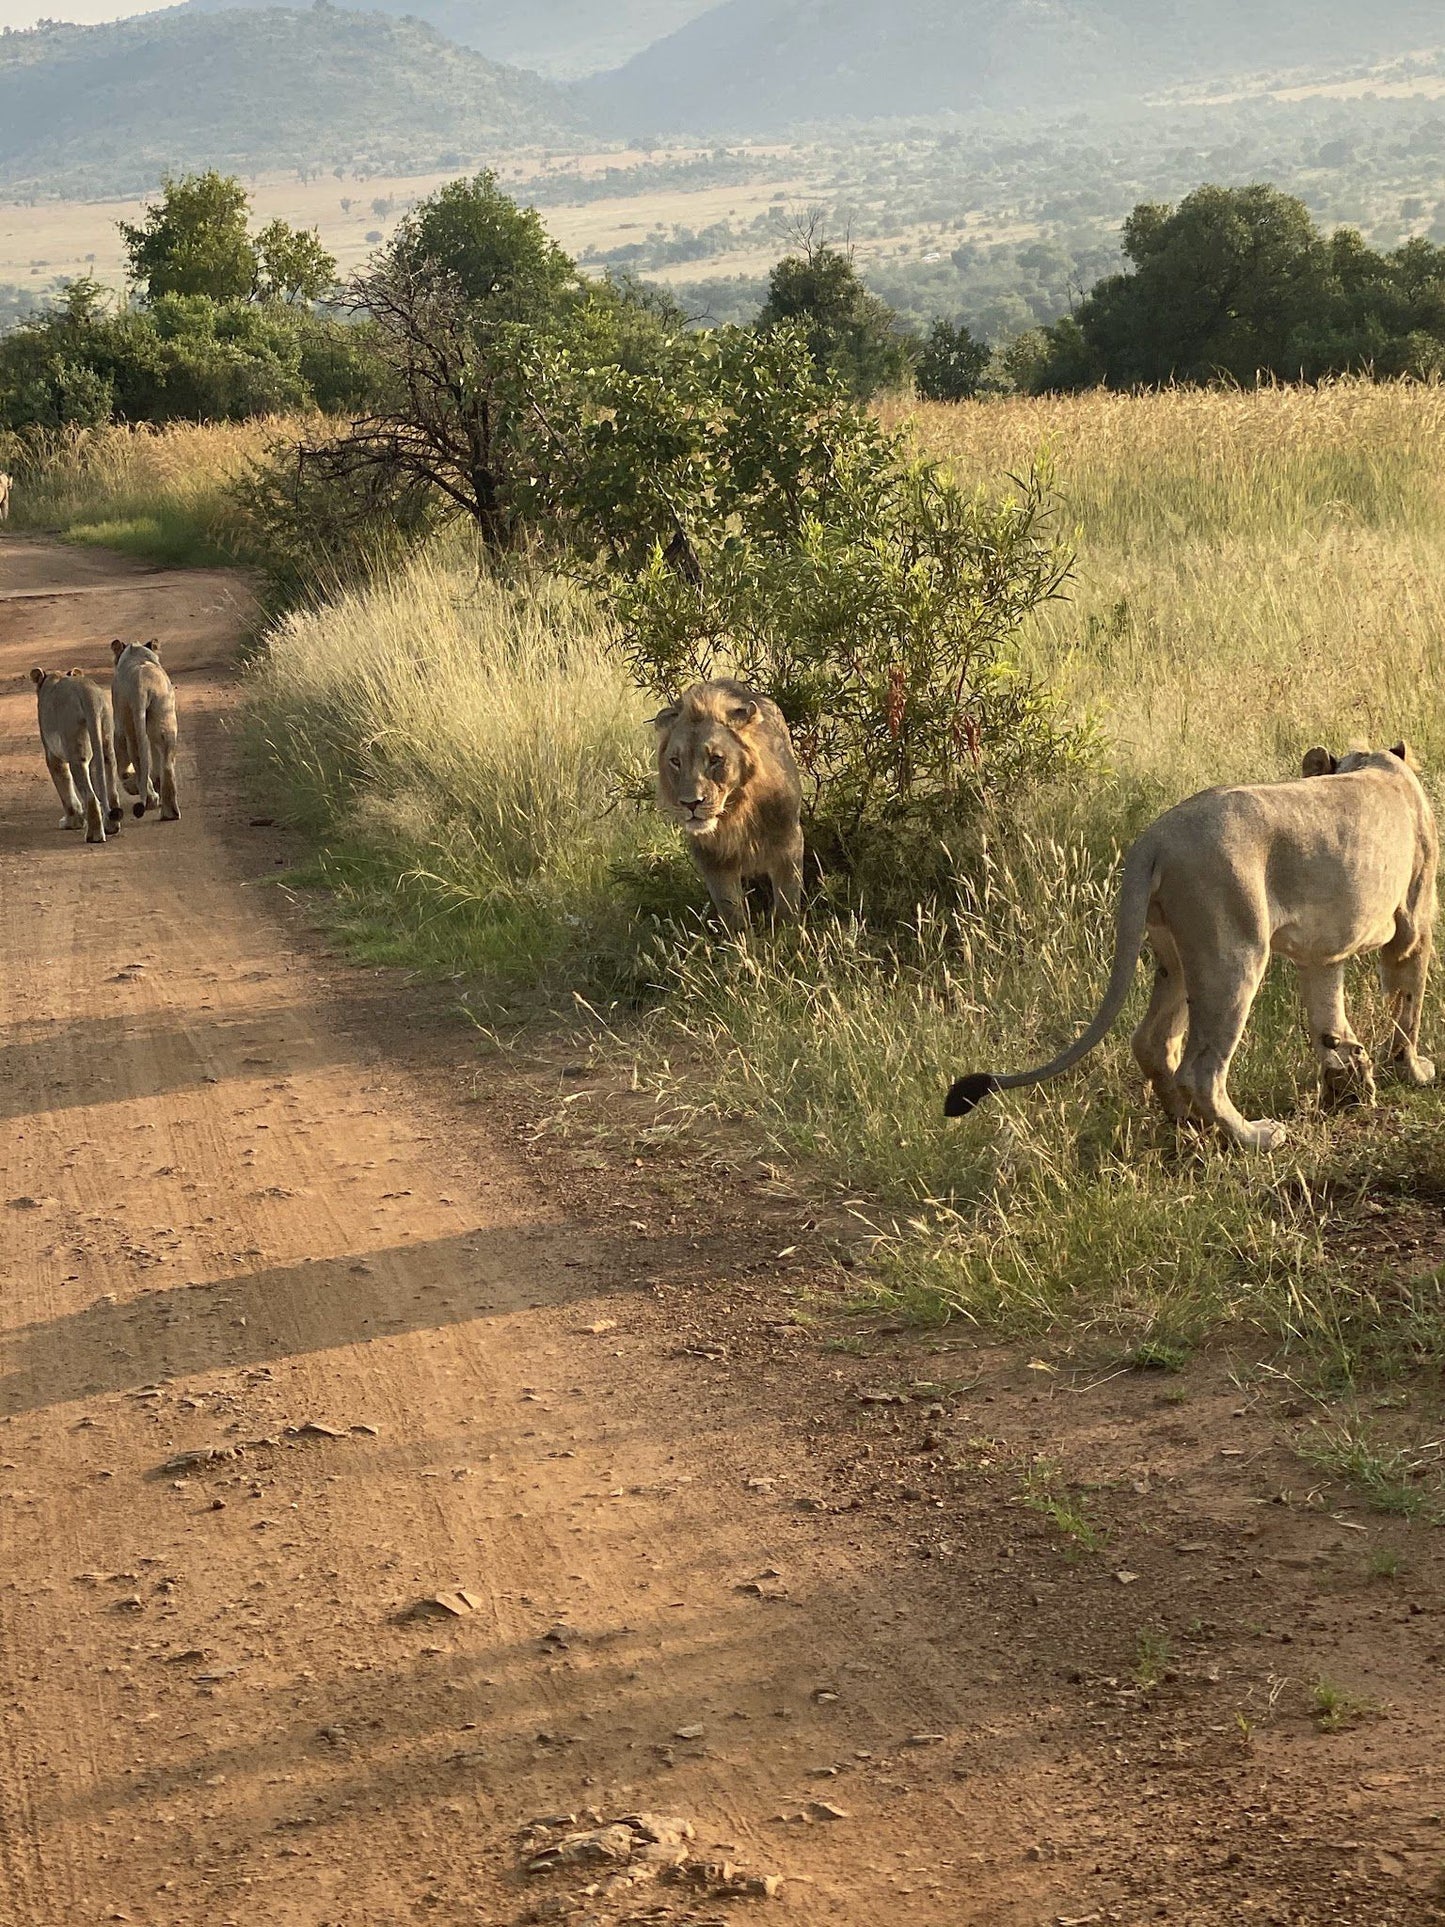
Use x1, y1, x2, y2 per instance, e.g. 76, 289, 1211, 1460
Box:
243, 377, 1445, 1383
1, 418, 306, 567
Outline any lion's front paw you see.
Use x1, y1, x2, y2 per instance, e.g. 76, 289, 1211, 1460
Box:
1396, 1051, 1436, 1088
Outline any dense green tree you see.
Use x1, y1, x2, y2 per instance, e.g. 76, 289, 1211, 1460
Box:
120, 173, 258, 303
120, 174, 338, 309
254, 218, 339, 305
757, 243, 914, 401
914, 317, 991, 401
1022, 183, 1445, 392
1081, 186, 1329, 386
390, 170, 579, 319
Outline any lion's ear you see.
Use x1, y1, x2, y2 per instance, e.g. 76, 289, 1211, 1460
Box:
29, 666, 44, 686
1390, 741, 1419, 769
111, 639, 124, 660
1301, 747, 1337, 778
650, 703, 681, 732
727, 701, 760, 730
146, 637, 161, 657
68, 667, 84, 678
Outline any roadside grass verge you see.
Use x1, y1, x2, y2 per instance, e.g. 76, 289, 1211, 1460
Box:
238, 377, 1445, 1389
1, 418, 304, 568
243, 544, 687, 1002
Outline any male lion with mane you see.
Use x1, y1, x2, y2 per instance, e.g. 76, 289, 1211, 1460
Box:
654, 679, 804, 934
946, 743, 1437, 1149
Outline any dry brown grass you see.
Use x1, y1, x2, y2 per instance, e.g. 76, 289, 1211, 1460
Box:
4, 417, 310, 565
883, 379, 1445, 794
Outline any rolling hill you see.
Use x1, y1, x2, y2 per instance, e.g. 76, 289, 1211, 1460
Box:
173, 0, 717, 80
0, 8, 582, 198
584, 0, 1445, 133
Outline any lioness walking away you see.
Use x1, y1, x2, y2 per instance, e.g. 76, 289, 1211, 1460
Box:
31, 667, 124, 844
111, 638, 180, 820
947, 744, 1437, 1150
654, 679, 804, 934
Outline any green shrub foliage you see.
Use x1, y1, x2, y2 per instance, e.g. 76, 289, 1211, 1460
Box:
0, 176, 361, 433
557, 328, 1082, 874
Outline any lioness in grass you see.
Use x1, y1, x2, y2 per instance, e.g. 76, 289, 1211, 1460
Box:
946, 744, 1437, 1150
654, 679, 804, 934
31, 667, 124, 843
111, 638, 180, 820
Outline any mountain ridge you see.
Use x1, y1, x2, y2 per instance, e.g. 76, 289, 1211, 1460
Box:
0, 8, 581, 197
169, 0, 717, 79
584, 0, 1445, 133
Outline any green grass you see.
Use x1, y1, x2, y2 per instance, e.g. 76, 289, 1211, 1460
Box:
1310, 1677, 1382, 1732
1018, 1459, 1107, 1553
1133, 1627, 1175, 1691
1296, 1415, 1441, 1519
63, 509, 234, 569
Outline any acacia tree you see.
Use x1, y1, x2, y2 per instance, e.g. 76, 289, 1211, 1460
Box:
276, 172, 693, 557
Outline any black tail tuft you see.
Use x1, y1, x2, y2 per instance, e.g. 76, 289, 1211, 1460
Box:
944, 1072, 1000, 1118
133, 801, 147, 819
108, 806, 123, 825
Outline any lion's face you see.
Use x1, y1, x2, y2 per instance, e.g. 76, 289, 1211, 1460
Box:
655, 702, 755, 836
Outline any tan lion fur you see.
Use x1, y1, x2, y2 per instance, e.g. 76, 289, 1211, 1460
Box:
31, 666, 124, 844
947, 744, 1438, 1149
111, 638, 180, 820
654, 679, 805, 934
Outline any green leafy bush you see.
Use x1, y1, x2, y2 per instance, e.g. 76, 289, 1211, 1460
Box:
610, 431, 1082, 882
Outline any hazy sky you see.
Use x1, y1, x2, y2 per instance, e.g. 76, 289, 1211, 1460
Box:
0, 0, 169, 24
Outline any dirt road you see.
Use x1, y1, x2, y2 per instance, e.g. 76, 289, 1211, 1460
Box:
1, 536, 1442, 1927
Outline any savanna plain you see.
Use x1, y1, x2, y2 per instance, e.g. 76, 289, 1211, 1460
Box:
5, 379, 1445, 1923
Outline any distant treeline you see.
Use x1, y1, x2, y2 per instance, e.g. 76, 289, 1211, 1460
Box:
6, 175, 1445, 439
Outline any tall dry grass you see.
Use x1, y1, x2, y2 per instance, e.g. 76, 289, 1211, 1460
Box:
3, 418, 307, 567
885, 379, 1445, 790
244, 544, 682, 991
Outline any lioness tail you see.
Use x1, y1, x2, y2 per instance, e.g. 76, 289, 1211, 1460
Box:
944, 837, 1158, 1117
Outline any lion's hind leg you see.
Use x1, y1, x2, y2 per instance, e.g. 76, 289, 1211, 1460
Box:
1297, 961, 1377, 1110
1174, 945, 1285, 1151
1378, 935, 1435, 1088
47, 751, 85, 830
1131, 925, 1190, 1122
